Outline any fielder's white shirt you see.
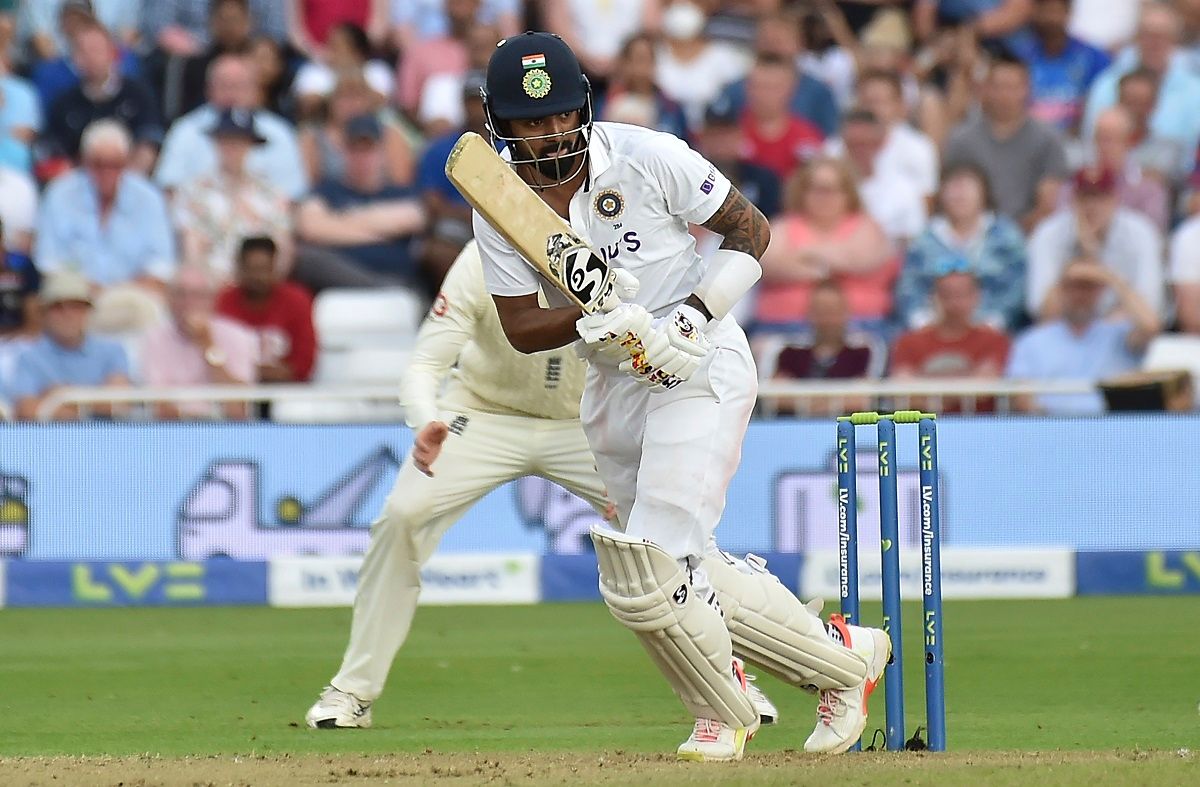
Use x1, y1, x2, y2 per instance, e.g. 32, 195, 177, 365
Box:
400, 241, 586, 429
476, 121, 732, 322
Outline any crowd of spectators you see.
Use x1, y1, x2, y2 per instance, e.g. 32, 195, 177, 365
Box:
0, 0, 1196, 419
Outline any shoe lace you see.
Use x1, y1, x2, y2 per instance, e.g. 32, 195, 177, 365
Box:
691, 718, 723, 743
816, 689, 846, 726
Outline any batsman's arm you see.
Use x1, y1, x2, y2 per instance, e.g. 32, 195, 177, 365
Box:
686, 186, 770, 321
490, 293, 582, 354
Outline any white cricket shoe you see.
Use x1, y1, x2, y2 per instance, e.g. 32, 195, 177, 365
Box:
677, 658, 760, 762
746, 673, 779, 725
803, 615, 891, 754
305, 686, 373, 729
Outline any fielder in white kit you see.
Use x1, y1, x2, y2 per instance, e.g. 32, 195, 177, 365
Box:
304, 240, 778, 732
473, 32, 891, 760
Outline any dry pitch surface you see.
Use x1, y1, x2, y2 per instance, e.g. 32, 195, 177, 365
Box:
4, 751, 1197, 786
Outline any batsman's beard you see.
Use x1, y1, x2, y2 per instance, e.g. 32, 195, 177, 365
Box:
513, 131, 587, 186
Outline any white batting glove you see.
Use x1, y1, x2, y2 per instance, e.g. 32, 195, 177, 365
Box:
619, 304, 712, 388
592, 266, 640, 313
576, 302, 654, 364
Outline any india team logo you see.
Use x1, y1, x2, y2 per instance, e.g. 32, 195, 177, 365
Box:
593, 189, 625, 220
522, 68, 552, 99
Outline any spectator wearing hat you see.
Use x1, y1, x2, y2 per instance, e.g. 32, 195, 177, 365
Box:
216, 236, 316, 383
140, 264, 258, 420
1063, 106, 1168, 231
9, 270, 131, 421
44, 19, 163, 173
1027, 166, 1164, 322
36, 119, 176, 292
943, 53, 1069, 231
416, 69, 490, 286
696, 98, 780, 221
890, 269, 1011, 413
172, 108, 292, 283
897, 163, 1028, 332
294, 113, 427, 293
1007, 257, 1160, 415
155, 53, 308, 200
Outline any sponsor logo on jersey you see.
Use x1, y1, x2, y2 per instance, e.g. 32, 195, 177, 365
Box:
522, 68, 551, 99
700, 165, 717, 194
593, 188, 625, 220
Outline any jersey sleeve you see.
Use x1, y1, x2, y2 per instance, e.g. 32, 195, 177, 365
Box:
400, 243, 485, 429
637, 133, 732, 225
473, 211, 541, 297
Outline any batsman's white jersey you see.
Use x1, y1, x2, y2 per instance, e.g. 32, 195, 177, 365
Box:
330, 242, 608, 702
476, 121, 756, 562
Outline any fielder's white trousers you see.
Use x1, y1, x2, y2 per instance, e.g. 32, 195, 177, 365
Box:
332, 409, 609, 701
580, 317, 757, 563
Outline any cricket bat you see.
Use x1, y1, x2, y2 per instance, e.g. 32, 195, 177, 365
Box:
445, 131, 615, 313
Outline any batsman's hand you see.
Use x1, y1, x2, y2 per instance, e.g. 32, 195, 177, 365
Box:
619, 305, 712, 389
592, 265, 640, 313
576, 302, 654, 364
413, 420, 450, 477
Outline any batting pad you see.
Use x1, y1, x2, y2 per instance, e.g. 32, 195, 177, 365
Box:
591, 527, 759, 728
703, 551, 868, 690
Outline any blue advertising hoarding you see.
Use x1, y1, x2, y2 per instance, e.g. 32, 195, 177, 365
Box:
1, 415, 1198, 563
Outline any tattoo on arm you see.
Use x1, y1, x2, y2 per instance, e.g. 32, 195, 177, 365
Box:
701, 186, 771, 259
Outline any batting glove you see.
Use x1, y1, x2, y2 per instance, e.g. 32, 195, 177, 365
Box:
592, 266, 640, 313
576, 302, 654, 365
619, 304, 712, 388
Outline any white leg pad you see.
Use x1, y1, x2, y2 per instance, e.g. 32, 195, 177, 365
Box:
703, 551, 868, 690
591, 526, 758, 728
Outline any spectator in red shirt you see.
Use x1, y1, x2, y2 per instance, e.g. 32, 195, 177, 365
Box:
890, 267, 1011, 413
740, 54, 824, 182
216, 236, 317, 383
764, 279, 885, 417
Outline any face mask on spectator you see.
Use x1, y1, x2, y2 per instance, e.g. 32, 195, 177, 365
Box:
663, 2, 705, 41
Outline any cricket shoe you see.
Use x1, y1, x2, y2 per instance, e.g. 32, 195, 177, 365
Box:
803, 615, 891, 754
677, 659, 761, 762
305, 686, 373, 729
746, 672, 779, 725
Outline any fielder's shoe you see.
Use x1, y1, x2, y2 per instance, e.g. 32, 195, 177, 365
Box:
803, 615, 891, 754
305, 686, 373, 729
677, 659, 761, 762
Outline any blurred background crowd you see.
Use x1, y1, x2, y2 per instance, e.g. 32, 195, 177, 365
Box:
0, 0, 1197, 421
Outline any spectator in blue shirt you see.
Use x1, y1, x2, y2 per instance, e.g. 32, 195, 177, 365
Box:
896, 162, 1028, 332
0, 57, 43, 173
155, 53, 308, 200
294, 114, 427, 294
416, 70, 488, 286
712, 13, 840, 136
36, 119, 177, 290
1009, 0, 1110, 133
27, 0, 144, 111
10, 269, 131, 420
1006, 258, 1160, 415
18, 0, 139, 62
1082, 2, 1200, 177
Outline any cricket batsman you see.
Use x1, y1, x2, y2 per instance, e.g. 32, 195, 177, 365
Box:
472, 31, 891, 760
303, 241, 780, 734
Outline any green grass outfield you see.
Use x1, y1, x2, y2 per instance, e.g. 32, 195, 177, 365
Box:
1, 598, 1197, 784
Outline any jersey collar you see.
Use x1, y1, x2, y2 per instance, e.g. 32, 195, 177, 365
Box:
584, 125, 613, 191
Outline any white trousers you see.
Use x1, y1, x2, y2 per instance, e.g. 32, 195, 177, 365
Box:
580, 317, 757, 562
332, 409, 609, 701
